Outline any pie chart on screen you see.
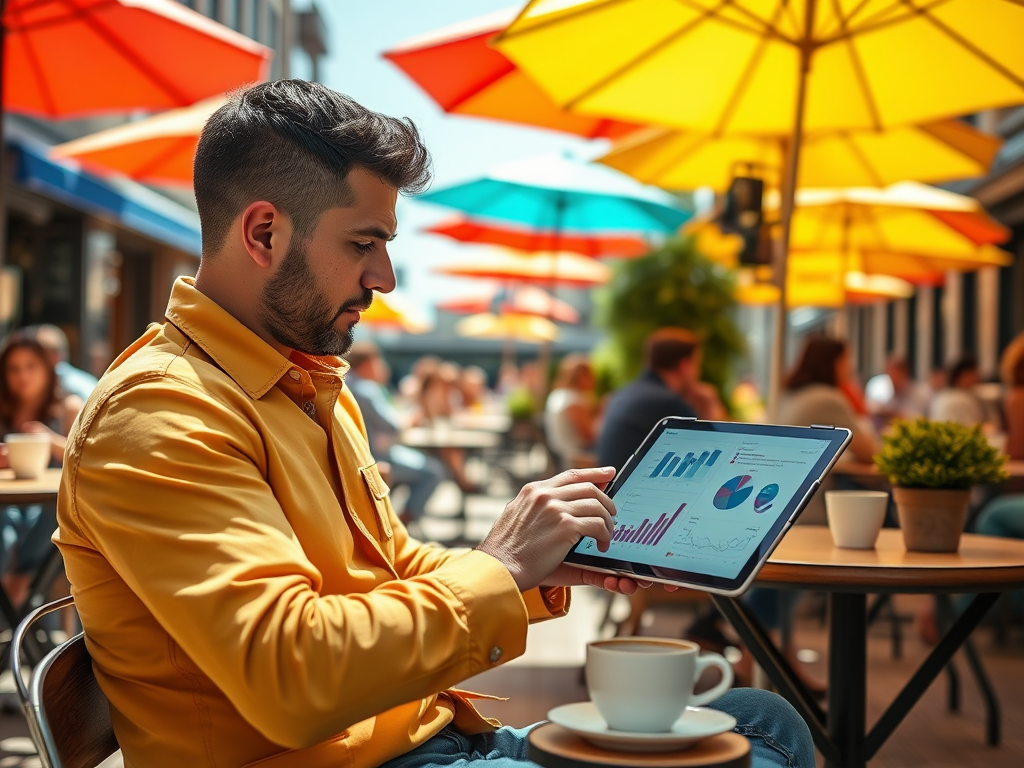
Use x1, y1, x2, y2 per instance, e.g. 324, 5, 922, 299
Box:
754, 484, 780, 513
714, 475, 754, 510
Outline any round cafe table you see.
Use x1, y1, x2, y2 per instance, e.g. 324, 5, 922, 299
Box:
711, 526, 1024, 768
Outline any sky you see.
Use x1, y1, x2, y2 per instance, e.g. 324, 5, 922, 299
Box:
289, 0, 597, 320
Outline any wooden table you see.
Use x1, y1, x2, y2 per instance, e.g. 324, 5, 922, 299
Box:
832, 460, 1024, 479
399, 427, 501, 451
0, 468, 62, 505
711, 526, 1024, 768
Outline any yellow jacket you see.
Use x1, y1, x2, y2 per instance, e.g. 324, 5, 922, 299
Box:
55, 277, 568, 768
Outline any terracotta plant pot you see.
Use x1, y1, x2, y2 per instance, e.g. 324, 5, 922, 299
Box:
892, 487, 971, 553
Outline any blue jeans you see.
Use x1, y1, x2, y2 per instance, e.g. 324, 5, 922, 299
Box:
386, 445, 445, 519
379, 689, 814, 768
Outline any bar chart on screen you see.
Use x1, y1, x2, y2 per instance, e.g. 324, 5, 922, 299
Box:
647, 448, 723, 481
611, 500, 687, 547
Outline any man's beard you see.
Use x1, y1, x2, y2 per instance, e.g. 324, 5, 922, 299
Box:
259, 242, 373, 357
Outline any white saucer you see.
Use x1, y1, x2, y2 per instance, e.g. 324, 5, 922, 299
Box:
546, 701, 736, 753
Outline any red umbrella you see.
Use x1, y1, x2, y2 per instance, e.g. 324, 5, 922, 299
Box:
382, 7, 640, 140
437, 285, 580, 324
2, 0, 270, 118
425, 216, 649, 258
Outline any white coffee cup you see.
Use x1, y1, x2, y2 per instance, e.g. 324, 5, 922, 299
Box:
4, 433, 52, 480
825, 490, 889, 549
586, 638, 734, 733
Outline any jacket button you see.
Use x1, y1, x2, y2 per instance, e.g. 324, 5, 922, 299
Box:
289, 370, 301, 380
489, 647, 502, 664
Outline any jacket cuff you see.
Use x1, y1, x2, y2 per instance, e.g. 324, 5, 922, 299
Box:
433, 550, 529, 673
523, 587, 571, 622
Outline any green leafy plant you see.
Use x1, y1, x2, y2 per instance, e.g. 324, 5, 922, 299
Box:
875, 419, 1008, 490
592, 235, 746, 401
506, 386, 536, 422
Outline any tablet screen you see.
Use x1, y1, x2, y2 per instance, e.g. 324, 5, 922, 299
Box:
572, 423, 837, 582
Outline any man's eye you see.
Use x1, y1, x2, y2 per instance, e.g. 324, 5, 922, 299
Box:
354, 241, 375, 254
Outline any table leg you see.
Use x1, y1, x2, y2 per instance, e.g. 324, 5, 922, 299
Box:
712, 596, 839, 766
937, 594, 1000, 747
827, 593, 867, 768
864, 592, 999, 760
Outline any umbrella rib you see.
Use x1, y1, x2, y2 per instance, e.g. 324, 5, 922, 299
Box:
834, 0, 884, 131
55, 0, 192, 105
709, 1, 787, 136
494, 0, 634, 42
648, 134, 715, 181
907, 0, 1024, 90
837, 132, 886, 187
8, 0, 59, 115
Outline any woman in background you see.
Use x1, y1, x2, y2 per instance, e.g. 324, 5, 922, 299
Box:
0, 331, 82, 605
544, 354, 600, 470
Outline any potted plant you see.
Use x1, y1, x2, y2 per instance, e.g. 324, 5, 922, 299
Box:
875, 419, 1008, 552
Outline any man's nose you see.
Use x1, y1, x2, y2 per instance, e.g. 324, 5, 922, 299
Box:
364, 251, 396, 294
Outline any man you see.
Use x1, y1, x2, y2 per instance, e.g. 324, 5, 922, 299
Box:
345, 341, 445, 522
29, 323, 99, 400
597, 328, 724, 473
56, 81, 812, 768
874, 355, 931, 422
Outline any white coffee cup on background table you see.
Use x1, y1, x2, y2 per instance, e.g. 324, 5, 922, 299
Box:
826, 490, 889, 549
3, 433, 51, 480
585, 637, 733, 733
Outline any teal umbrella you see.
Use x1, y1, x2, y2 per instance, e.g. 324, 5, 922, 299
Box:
418, 153, 691, 235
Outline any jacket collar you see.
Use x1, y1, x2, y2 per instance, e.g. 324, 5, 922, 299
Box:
164, 277, 348, 399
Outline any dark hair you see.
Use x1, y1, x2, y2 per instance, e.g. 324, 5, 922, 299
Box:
948, 356, 979, 388
194, 80, 432, 253
645, 328, 700, 372
1012, 354, 1024, 389
0, 331, 61, 428
785, 337, 847, 391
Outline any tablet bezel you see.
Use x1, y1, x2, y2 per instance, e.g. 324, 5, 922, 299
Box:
564, 417, 852, 596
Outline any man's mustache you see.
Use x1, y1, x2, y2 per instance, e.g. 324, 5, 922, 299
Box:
333, 289, 375, 323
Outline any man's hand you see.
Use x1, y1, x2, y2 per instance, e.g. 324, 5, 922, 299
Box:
477, 467, 618, 592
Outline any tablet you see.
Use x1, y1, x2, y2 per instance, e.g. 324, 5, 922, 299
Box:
565, 417, 851, 596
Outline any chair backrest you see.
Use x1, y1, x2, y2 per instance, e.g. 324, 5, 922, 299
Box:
12, 596, 119, 768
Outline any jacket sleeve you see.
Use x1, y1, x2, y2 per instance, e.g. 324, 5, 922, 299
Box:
64, 378, 530, 750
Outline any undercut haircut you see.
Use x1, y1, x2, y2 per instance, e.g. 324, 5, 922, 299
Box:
645, 328, 701, 372
193, 79, 432, 254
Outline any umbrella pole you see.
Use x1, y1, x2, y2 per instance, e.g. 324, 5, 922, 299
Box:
767, 3, 816, 421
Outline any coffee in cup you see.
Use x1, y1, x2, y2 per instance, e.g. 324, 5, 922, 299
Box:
586, 637, 733, 733
4, 433, 51, 480
826, 490, 889, 549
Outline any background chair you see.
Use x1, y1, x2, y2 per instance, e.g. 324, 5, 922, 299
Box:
11, 595, 119, 768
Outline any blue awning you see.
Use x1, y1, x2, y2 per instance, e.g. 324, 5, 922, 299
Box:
10, 138, 201, 256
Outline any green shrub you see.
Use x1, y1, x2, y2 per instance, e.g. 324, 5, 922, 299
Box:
874, 419, 1008, 490
506, 386, 536, 422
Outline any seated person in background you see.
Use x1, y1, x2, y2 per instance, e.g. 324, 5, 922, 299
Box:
458, 366, 489, 412
872, 355, 932, 423
597, 328, 725, 473
345, 342, 445, 523
545, 354, 599, 470
930, 356, 991, 428
0, 331, 81, 605
53, 81, 813, 768
414, 364, 478, 493
29, 323, 99, 401
398, 354, 441, 402
778, 337, 878, 464
1005, 352, 1024, 461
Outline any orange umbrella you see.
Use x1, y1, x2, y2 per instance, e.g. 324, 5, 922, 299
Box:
425, 216, 649, 258
436, 249, 611, 288
437, 285, 580, 323
382, 7, 640, 140
3, 0, 270, 118
51, 96, 221, 185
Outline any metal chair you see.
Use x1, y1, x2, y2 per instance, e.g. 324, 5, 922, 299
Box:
11, 595, 119, 768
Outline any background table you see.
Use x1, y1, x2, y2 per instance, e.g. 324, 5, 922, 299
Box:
712, 526, 1024, 768
831, 460, 1024, 479
0, 468, 62, 505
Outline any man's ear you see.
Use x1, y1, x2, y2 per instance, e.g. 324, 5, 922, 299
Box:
241, 201, 291, 268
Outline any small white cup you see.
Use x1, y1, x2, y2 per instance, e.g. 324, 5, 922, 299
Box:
3, 433, 52, 480
586, 638, 733, 733
826, 490, 889, 549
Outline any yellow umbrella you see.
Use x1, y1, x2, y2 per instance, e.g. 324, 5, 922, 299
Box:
456, 312, 560, 343
436, 249, 611, 287
496, 0, 1024, 408
735, 270, 915, 309
50, 96, 223, 185
360, 292, 431, 334
599, 120, 1001, 191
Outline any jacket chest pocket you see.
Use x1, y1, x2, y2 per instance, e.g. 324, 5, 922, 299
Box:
359, 463, 395, 561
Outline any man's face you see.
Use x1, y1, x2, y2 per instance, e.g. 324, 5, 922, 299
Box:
260, 168, 398, 356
